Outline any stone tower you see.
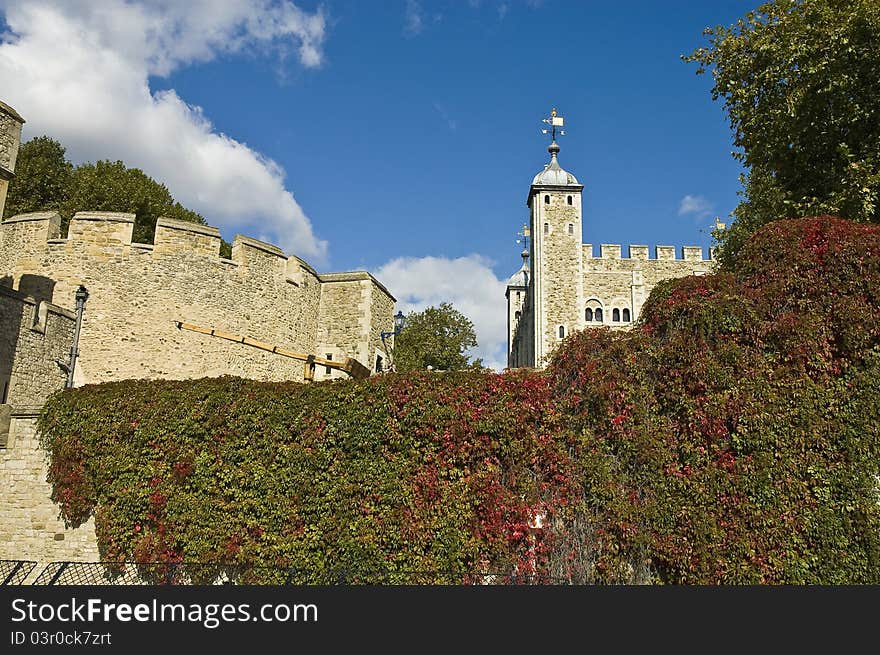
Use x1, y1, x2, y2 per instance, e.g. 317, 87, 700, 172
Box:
0, 101, 25, 220
505, 248, 529, 368
526, 135, 583, 367
506, 109, 715, 371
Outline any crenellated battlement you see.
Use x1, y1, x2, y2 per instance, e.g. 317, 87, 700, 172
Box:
0, 97, 400, 568
0, 211, 329, 285
0, 210, 396, 387
153, 217, 220, 258
583, 243, 713, 261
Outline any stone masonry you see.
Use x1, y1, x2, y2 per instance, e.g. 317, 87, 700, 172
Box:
0, 100, 25, 225
0, 99, 398, 571
508, 137, 714, 368
0, 212, 396, 385
0, 285, 98, 563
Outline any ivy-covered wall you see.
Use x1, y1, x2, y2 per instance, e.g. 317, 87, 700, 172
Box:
38, 216, 880, 584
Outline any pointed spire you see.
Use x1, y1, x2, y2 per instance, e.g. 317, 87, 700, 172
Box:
548, 140, 560, 161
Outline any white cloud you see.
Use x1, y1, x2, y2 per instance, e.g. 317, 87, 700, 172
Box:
0, 0, 328, 263
678, 194, 713, 220
432, 102, 457, 131
374, 255, 509, 371
403, 0, 424, 36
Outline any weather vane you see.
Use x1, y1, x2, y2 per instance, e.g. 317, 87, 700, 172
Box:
516, 222, 530, 253
541, 107, 566, 142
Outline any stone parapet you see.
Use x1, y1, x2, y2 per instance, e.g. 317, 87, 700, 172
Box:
0, 212, 395, 386
153, 216, 221, 258
582, 243, 712, 261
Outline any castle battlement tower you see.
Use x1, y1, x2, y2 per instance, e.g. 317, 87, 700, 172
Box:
507, 108, 714, 369
0, 101, 25, 220
527, 109, 584, 366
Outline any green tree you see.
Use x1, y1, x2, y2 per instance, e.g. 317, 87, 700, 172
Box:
3, 136, 73, 218
4, 136, 230, 255
62, 160, 206, 245
392, 302, 483, 372
684, 0, 880, 266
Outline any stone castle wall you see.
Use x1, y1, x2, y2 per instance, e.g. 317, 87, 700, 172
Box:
0, 211, 396, 571
316, 274, 371, 379
509, 237, 715, 367
0, 98, 398, 572
508, 286, 533, 369
531, 188, 584, 365
0, 101, 25, 224
581, 244, 714, 327
0, 286, 75, 412
0, 100, 24, 175
0, 211, 395, 386
0, 285, 97, 564
0, 417, 100, 566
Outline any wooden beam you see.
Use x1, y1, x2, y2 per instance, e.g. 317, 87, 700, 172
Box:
174, 321, 372, 381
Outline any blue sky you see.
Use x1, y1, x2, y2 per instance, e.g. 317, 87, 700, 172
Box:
0, 0, 757, 370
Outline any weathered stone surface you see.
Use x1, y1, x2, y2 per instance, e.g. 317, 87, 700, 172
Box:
0, 286, 74, 410
0, 99, 398, 570
509, 163, 715, 368
0, 416, 99, 564
0, 211, 395, 385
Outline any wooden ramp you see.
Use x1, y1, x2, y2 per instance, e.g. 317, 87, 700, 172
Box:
175, 321, 372, 381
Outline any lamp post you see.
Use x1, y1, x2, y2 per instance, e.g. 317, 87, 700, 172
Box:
64, 285, 89, 388
380, 310, 406, 372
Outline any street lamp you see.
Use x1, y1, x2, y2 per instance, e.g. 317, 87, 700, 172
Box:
380, 310, 406, 371
57, 285, 89, 388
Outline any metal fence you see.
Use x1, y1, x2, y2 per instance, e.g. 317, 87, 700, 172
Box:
16, 562, 571, 586
0, 560, 38, 585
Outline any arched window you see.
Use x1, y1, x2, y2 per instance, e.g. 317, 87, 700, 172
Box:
623, 308, 631, 322
585, 307, 593, 322
544, 195, 550, 204
568, 223, 574, 235
613, 308, 620, 322
544, 222, 549, 235
595, 308, 603, 322
567, 195, 572, 205
558, 325, 565, 339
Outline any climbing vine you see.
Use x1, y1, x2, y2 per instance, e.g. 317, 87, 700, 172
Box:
39, 216, 880, 583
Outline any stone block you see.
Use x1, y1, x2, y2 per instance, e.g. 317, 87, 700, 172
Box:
656, 245, 676, 260
0, 404, 10, 448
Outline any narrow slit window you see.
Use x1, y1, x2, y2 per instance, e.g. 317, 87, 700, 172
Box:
544, 195, 550, 204
567, 195, 572, 205
623, 308, 631, 322
544, 223, 549, 235
613, 308, 621, 322
568, 223, 574, 235
325, 353, 333, 375
558, 325, 565, 339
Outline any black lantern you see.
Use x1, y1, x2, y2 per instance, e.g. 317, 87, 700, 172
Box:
380, 310, 406, 371
381, 310, 406, 345
393, 310, 405, 334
